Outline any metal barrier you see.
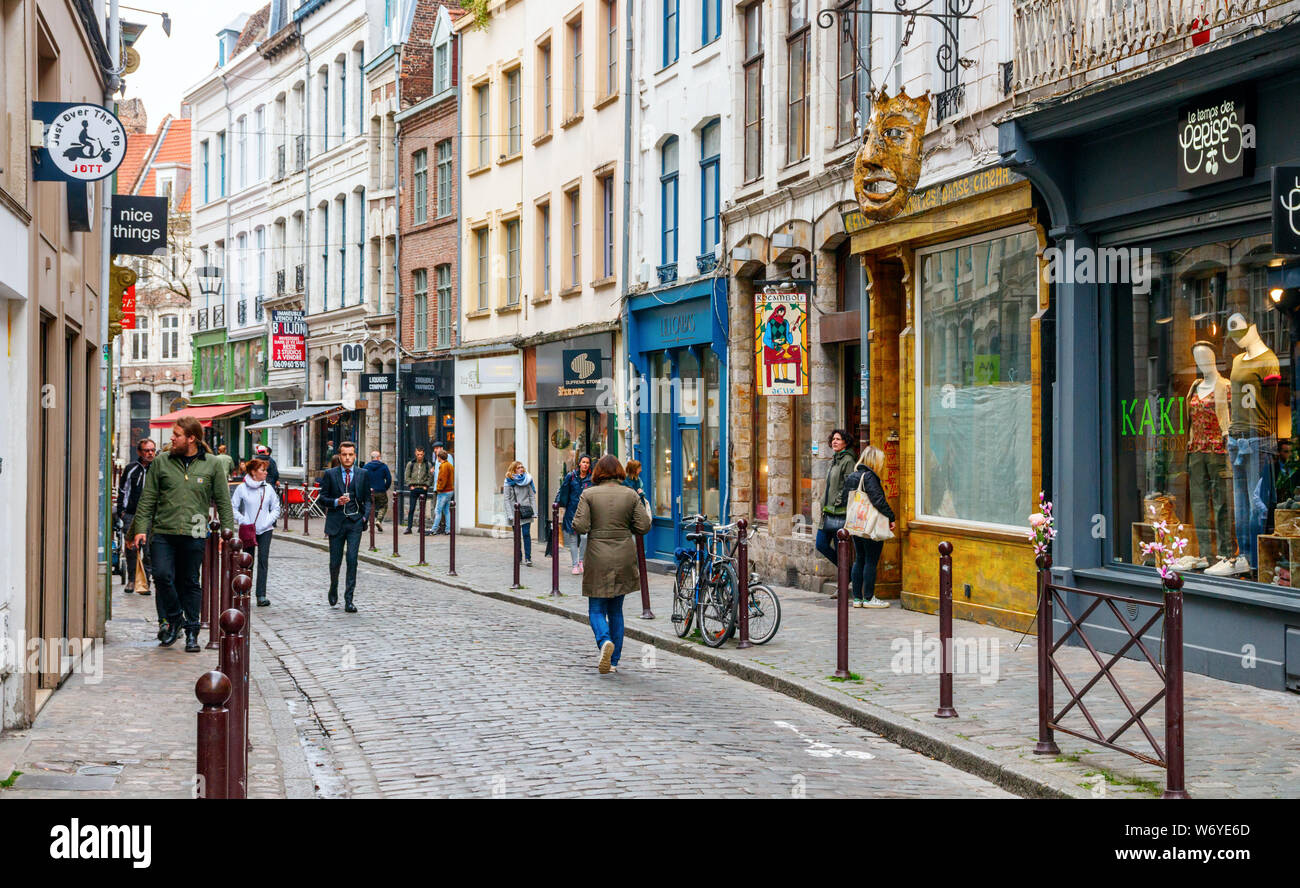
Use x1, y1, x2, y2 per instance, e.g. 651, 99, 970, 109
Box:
416, 495, 428, 566
196, 534, 254, 799
1034, 552, 1188, 798
392, 490, 401, 556
834, 529, 852, 679
936, 541, 958, 718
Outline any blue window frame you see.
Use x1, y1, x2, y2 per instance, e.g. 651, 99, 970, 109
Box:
218, 131, 226, 197
357, 188, 366, 307
699, 119, 720, 254
321, 203, 329, 311
201, 140, 209, 203
702, 0, 721, 45
660, 137, 679, 266
662, 0, 679, 68
339, 199, 347, 304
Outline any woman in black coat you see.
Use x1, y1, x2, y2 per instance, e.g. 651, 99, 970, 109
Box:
841, 445, 896, 608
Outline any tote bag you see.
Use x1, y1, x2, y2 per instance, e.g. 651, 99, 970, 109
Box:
844, 474, 893, 541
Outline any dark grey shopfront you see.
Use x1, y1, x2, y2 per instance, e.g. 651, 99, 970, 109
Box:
1000, 26, 1300, 691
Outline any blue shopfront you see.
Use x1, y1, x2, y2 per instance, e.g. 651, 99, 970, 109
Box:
628, 278, 729, 559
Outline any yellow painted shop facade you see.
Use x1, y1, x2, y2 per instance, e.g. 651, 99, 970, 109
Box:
850, 169, 1047, 631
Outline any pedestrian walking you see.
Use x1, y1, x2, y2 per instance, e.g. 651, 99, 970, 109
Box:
429, 441, 454, 535
403, 447, 432, 533
555, 454, 594, 573
129, 416, 236, 652
842, 446, 896, 608
815, 429, 857, 577
319, 441, 371, 612
364, 450, 393, 531
503, 461, 537, 566
231, 458, 282, 607
571, 455, 652, 674
622, 459, 648, 506
255, 443, 279, 487
115, 437, 157, 596
213, 443, 234, 481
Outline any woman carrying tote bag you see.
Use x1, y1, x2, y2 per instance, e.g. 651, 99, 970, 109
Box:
841, 446, 895, 609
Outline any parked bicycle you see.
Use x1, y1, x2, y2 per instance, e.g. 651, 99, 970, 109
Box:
672, 517, 781, 647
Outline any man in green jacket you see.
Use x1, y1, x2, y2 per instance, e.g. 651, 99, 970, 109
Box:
403, 447, 432, 533
130, 416, 236, 651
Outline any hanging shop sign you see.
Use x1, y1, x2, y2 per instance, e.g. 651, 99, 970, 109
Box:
361, 373, 396, 393
341, 342, 365, 373
843, 167, 1025, 233
1273, 166, 1300, 255
1177, 90, 1254, 190
249, 403, 268, 422
561, 348, 602, 394
270, 310, 307, 369
534, 335, 611, 409
853, 87, 931, 222
754, 282, 809, 396
110, 195, 168, 256
120, 284, 137, 330
32, 102, 127, 182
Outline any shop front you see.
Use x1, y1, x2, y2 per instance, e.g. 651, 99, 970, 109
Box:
454, 351, 524, 530
999, 30, 1300, 689
401, 359, 456, 472
850, 168, 1047, 629
627, 280, 728, 558
529, 333, 616, 547
189, 328, 268, 464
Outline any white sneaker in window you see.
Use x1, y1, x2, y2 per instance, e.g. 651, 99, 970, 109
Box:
1203, 557, 1234, 577
1226, 556, 1253, 576
1172, 555, 1208, 572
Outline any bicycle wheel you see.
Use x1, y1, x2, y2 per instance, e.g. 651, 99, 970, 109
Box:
743, 584, 781, 644
699, 565, 737, 648
672, 561, 696, 638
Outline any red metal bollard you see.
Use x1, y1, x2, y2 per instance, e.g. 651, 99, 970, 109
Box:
736, 518, 751, 647
935, 541, 958, 718
448, 499, 458, 576
834, 529, 852, 679
220, 529, 235, 614
636, 535, 653, 619
368, 497, 377, 552
281, 484, 289, 531
1033, 553, 1061, 755
417, 495, 428, 566
205, 521, 222, 650
195, 671, 232, 799
218, 608, 247, 799
550, 503, 562, 597
393, 490, 401, 557
1162, 573, 1189, 798
303, 485, 310, 536
511, 503, 523, 589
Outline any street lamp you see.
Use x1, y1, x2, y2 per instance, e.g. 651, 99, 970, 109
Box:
197, 265, 224, 298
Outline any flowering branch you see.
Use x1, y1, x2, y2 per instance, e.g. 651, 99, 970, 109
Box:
1028, 491, 1056, 557
1139, 520, 1190, 582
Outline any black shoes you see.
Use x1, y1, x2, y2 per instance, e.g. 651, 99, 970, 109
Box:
344, 602, 358, 613
184, 630, 200, 653
256, 596, 270, 607
403, 528, 412, 535
156, 620, 169, 642
328, 590, 338, 607
158, 622, 182, 647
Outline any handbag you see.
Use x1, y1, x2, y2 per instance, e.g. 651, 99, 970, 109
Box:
845, 474, 893, 541
519, 504, 535, 521
821, 512, 846, 533
239, 486, 266, 548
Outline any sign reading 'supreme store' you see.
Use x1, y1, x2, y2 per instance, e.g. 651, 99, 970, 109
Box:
1177, 90, 1255, 190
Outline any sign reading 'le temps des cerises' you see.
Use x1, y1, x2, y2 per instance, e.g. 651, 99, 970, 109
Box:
270, 311, 306, 369
1177, 90, 1255, 190
110, 195, 167, 256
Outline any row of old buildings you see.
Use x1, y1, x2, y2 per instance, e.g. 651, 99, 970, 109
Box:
155, 0, 1300, 695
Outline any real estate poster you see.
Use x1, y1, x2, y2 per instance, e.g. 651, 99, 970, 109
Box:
754, 284, 809, 396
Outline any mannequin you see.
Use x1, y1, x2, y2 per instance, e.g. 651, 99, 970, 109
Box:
1208, 311, 1281, 577
1182, 342, 1232, 572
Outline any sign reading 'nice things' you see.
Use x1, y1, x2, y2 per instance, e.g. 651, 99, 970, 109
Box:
1177, 90, 1255, 190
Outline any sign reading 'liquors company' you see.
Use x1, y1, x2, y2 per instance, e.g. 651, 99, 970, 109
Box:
1177, 90, 1254, 190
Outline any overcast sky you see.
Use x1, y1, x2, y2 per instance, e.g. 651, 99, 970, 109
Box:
123, 3, 258, 125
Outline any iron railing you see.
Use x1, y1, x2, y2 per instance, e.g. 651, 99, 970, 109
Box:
212, 303, 226, 328
934, 83, 965, 123
275, 269, 286, 296
294, 264, 305, 293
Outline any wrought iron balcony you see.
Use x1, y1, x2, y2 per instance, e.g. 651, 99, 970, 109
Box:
195, 308, 209, 331
934, 83, 965, 123
294, 264, 305, 293
656, 263, 678, 285
294, 135, 307, 171
237, 300, 247, 326
212, 303, 226, 329
1002, 60, 1014, 97
276, 269, 286, 296
255, 294, 265, 321
1011, 0, 1294, 99
276, 145, 286, 180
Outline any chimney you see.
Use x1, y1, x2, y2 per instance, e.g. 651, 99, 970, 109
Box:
119, 97, 148, 134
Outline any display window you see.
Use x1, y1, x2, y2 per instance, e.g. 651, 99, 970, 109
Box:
916, 227, 1038, 529
476, 396, 516, 527
1110, 232, 1297, 588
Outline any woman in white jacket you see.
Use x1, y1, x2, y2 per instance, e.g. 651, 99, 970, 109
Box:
231, 457, 282, 607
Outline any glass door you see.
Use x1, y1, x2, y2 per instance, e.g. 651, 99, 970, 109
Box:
673, 349, 705, 543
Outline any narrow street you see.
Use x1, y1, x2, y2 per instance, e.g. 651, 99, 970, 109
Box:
250, 546, 1011, 798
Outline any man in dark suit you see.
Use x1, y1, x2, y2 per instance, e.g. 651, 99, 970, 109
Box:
318, 441, 371, 612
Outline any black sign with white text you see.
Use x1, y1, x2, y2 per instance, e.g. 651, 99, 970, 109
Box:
361, 373, 396, 393
1177, 90, 1254, 189
110, 195, 168, 256
1273, 166, 1300, 255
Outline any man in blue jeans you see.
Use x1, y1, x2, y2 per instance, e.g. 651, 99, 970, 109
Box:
428, 441, 454, 534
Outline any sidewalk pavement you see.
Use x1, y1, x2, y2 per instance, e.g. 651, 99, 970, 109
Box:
278, 519, 1300, 799
0, 576, 313, 799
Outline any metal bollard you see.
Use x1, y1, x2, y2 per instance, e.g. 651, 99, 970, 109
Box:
393, 491, 401, 556
303, 485, 310, 536
218, 608, 247, 799
234, 549, 254, 769
205, 521, 222, 651
1033, 553, 1061, 755
736, 518, 751, 648
448, 499, 458, 576
195, 671, 232, 799
417, 495, 428, 566
1162, 573, 1189, 799
219, 529, 235, 614
935, 541, 958, 718
281, 484, 289, 531
369, 497, 377, 552
636, 534, 653, 619
834, 529, 852, 679
550, 503, 561, 596
511, 503, 523, 589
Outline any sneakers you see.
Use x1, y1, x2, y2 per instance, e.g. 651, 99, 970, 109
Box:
1205, 556, 1252, 577
571, 565, 582, 575
852, 599, 864, 608
524, 559, 533, 567
608, 666, 618, 674
597, 641, 614, 674
577, 561, 584, 575
1171, 555, 1208, 572
861, 597, 890, 609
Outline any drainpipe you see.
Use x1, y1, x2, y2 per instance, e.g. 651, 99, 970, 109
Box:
302, 37, 313, 463
101, 0, 123, 623
222, 71, 233, 383
618, 0, 633, 460
394, 42, 404, 474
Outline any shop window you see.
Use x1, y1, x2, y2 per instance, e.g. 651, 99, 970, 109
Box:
703, 349, 721, 521
652, 353, 672, 519
917, 228, 1037, 529
476, 396, 516, 526
1111, 233, 1294, 590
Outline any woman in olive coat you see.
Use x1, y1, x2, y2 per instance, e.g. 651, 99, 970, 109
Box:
571, 454, 652, 674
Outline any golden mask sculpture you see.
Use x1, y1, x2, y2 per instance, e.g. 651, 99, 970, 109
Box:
854, 86, 931, 222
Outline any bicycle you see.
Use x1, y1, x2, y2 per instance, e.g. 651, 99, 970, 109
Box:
671, 517, 781, 647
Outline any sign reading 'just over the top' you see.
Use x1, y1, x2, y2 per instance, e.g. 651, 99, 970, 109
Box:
1177, 90, 1255, 190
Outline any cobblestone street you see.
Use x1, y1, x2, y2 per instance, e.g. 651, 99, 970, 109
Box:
252, 544, 1011, 798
